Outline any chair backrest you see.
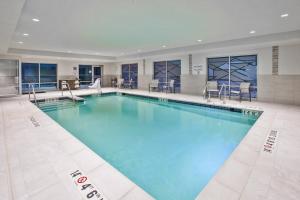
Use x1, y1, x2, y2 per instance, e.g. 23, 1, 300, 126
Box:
117, 78, 124, 85
240, 82, 250, 93
207, 81, 218, 90
150, 79, 159, 87
169, 80, 175, 87
74, 80, 80, 88
61, 81, 68, 89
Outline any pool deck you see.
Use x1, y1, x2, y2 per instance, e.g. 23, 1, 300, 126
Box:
0, 88, 299, 200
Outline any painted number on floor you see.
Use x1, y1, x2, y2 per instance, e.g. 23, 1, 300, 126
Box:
70, 169, 107, 200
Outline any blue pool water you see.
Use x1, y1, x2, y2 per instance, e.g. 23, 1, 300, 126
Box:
39, 94, 258, 200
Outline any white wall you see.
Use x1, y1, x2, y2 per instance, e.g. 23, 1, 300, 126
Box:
279, 44, 300, 75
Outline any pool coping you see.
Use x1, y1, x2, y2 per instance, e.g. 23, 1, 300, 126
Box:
1, 88, 297, 200
32, 89, 264, 199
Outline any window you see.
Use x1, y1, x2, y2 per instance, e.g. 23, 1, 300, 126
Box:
93, 66, 102, 82
79, 65, 92, 87
153, 60, 181, 92
207, 55, 257, 97
21, 63, 57, 93
121, 63, 138, 88
40, 63, 57, 90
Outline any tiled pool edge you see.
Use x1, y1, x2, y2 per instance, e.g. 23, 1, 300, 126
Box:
29, 97, 155, 200
35, 89, 264, 199
1, 92, 154, 200
2, 88, 298, 200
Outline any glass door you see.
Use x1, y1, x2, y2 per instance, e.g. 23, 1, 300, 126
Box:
154, 60, 181, 92
167, 60, 181, 93
79, 65, 92, 88
93, 66, 102, 82
121, 63, 138, 88
153, 61, 167, 91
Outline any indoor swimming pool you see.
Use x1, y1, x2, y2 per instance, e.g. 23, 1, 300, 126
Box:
38, 93, 260, 200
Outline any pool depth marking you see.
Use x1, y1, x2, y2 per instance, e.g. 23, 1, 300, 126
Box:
70, 169, 108, 200
263, 130, 278, 153
29, 116, 40, 127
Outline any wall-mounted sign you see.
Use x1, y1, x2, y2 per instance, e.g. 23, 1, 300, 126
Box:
193, 65, 203, 75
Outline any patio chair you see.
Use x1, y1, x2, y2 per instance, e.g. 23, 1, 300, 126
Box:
117, 78, 124, 88
163, 80, 175, 93
74, 80, 80, 89
230, 82, 251, 102
149, 79, 159, 92
203, 81, 219, 98
124, 79, 133, 89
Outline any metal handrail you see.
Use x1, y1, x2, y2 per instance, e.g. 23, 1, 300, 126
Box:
28, 83, 38, 106
62, 82, 74, 102
97, 79, 102, 95
218, 83, 227, 104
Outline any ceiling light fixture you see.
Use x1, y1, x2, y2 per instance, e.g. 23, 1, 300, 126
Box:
23, 33, 29, 36
17, 41, 24, 44
197, 39, 202, 42
32, 18, 40, 22
281, 13, 289, 18
249, 30, 256, 34
162, 45, 166, 48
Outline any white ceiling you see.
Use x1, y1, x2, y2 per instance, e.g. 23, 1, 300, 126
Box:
2, 0, 300, 60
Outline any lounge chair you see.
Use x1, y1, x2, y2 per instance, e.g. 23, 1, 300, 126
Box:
163, 80, 175, 93
203, 81, 219, 98
230, 82, 251, 101
117, 78, 124, 88
149, 79, 159, 92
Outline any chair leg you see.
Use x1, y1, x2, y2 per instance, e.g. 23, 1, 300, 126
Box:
249, 92, 251, 102
239, 93, 242, 102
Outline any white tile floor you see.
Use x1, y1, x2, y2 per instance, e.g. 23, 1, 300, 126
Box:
0, 88, 299, 200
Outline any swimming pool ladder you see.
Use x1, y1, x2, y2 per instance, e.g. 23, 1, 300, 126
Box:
28, 83, 38, 106
61, 81, 75, 102
219, 84, 227, 104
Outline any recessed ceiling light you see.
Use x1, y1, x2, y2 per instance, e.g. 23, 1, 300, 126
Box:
23, 33, 29, 37
249, 30, 256, 34
281, 13, 289, 18
32, 18, 40, 22
17, 41, 24, 44
162, 45, 166, 48
197, 39, 202, 42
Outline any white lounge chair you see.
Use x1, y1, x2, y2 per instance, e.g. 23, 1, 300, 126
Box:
117, 78, 124, 88
149, 79, 159, 92
88, 78, 101, 89
230, 82, 251, 101
163, 80, 175, 93
203, 81, 219, 98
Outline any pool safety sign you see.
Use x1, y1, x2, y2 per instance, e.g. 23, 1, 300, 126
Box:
70, 169, 107, 200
